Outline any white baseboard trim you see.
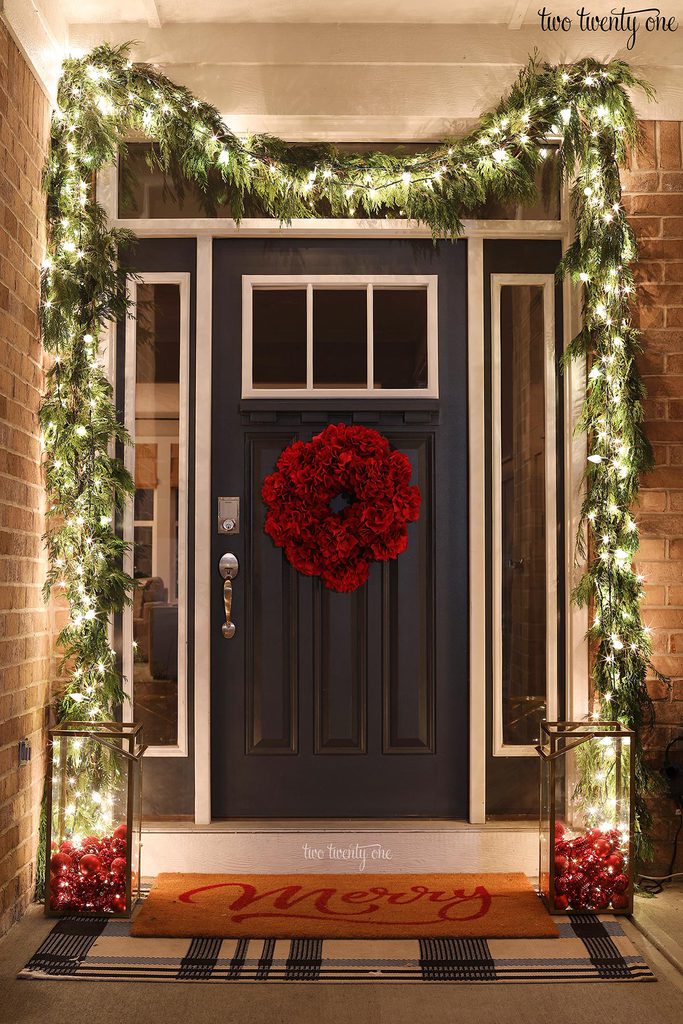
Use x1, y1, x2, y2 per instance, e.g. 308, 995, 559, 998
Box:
140, 821, 539, 876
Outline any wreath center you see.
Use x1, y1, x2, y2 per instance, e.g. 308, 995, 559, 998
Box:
262, 423, 421, 593
329, 490, 355, 515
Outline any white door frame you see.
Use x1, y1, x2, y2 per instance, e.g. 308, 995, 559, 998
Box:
99, 164, 587, 828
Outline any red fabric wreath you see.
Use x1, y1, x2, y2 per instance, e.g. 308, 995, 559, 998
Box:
262, 423, 421, 593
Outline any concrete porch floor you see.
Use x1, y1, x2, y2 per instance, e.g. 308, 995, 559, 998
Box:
0, 886, 681, 1024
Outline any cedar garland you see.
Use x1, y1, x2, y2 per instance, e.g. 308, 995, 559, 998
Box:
41, 43, 661, 864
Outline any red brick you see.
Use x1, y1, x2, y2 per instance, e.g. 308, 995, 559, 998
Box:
620, 170, 660, 192
634, 121, 656, 170
658, 121, 682, 169
661, 171, 683, 193
642, 584, 666, 606
663, 218, 683, 238
638, 239, 683, 260
631, 216, 662, 239
627, 194, 683, 216
664, 263, 683, 283
635, 490, 668, 512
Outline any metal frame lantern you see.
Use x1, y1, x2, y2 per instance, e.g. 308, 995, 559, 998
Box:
537, 720, 635, 915
45, 722, 145, 918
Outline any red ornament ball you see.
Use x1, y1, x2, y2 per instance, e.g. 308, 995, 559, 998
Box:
554, 855, 569, 875
554, 822, 566, 840
611, 892, 630, 910
592, 837, 613, 859
261, 423, 421, 593
111, 893, 127, 913
110, 857, 127, 876
50, 852, 71, 875
113, 823, 128, 841
612, 874, 629, 894
554, 894, 569, 911
604, 852, 624, 873
79, 854, 100, 876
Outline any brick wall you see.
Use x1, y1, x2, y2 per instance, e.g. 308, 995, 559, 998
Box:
623, 120, 683, 874
0, 22, 52, 936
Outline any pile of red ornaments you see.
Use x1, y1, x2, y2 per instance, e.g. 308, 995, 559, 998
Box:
49, 823, 128, 914
553, 823, 630, 911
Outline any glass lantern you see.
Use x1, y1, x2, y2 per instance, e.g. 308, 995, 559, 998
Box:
538, 721, 635, 914
45, 722, 145, 918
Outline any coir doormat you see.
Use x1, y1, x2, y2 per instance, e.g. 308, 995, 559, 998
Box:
20, 914, 654, 984
130, 872, 558, 939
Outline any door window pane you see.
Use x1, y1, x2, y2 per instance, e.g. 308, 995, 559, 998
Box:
373, 288, 428, 389
313, 289, 367, 388
246, 279, 436, 395
132, 282, 182, 747
252, 289, 307, 388
499, 285, 548, 746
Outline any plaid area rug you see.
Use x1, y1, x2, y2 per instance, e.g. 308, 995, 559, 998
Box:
19, 914, 655, 983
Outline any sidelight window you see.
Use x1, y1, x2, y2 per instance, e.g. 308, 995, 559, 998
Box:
243, 276, 437, 397
122, 275, 190, 756
491, 276, 558, 755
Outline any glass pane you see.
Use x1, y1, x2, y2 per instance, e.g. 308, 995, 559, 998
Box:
252, 289, 307, 389
500, 284, 547, 745
373, 289, 428, 389
133, 282, 181, 747
133, 526, 152, 579
118, 141, 561, 221
313, 289, 367, 388
134, 488, 154, 522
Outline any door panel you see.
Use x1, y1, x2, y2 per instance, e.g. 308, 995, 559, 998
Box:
314, 585, 367, 754
382, 434, 435, 753
245, 433, 298, 755
211, 238, 468, 818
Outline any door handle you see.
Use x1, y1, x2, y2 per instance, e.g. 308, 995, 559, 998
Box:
219, 552, 239, 639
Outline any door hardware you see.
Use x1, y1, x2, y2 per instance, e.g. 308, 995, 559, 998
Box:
219, 552, 239, 638
218, 497, 240, 534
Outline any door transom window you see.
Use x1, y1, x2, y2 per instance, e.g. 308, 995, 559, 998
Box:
241, 275, 438, 398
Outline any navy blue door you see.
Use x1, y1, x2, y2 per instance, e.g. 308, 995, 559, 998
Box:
211, 238, 468, 817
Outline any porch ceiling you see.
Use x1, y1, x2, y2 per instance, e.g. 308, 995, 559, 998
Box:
5, 1, 683, 119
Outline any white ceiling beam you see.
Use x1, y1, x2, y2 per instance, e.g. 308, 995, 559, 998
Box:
140, 0, 162, 29
508, 0, 531, 30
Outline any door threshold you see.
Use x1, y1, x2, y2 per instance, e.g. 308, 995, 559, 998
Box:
143, 818, 537, 833
140, 819, 539, 876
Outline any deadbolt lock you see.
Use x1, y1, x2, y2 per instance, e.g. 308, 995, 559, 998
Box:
218, 497, 240, 534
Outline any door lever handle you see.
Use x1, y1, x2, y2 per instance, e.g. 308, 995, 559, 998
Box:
219, 552, 239, 639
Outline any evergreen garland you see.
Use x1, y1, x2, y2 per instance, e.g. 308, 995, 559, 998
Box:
42, 43, 661, 862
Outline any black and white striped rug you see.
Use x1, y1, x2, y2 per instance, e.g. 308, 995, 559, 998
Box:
19, 914, 655, 984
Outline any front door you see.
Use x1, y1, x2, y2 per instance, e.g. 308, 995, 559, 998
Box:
211, 238, 468, 817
